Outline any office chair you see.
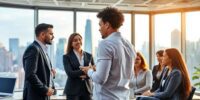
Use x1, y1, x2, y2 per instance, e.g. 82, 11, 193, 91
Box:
188, 86, 196, 100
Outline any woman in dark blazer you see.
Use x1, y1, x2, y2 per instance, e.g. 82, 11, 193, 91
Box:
139, 48, 191, 100
63, 33, 94, 100
151, 50, 164, 92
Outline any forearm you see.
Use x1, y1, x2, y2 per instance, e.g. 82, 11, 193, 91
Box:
88, 59, 111, 85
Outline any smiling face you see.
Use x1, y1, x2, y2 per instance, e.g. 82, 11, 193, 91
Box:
72, 35, 82, 50
135, 55, 142, 67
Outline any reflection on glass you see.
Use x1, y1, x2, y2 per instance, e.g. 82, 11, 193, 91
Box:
0, 7, 34, 89
186, 11, 200, 90
154, 13, 181, 65
39, 10, 74, 88
135, 14, 149, 65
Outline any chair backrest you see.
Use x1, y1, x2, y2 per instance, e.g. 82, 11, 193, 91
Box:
188, 86, 196, 100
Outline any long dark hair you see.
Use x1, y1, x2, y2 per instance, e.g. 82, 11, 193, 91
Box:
165, 48, 191, 98
66, 33, 82, 54
156, 50, 164, 71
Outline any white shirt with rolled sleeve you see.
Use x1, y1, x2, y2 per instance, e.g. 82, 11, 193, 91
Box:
88, 32, 136, 100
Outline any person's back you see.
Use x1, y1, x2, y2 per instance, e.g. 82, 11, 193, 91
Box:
95, 32, 135, 99
81, 7, 136, 100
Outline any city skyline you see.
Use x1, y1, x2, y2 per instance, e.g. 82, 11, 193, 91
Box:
0, 7, 199, 91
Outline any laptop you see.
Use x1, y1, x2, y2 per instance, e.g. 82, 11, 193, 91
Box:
0, 77, 16, 98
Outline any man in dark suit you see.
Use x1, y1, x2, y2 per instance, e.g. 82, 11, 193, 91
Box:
23, 23, 55, 100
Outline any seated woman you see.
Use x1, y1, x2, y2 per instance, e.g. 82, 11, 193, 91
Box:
151, 50, 164, 92
130, 52, 152, 97
139, 48, 191, 100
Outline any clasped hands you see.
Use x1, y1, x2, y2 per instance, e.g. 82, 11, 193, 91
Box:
142, 90, 154, 96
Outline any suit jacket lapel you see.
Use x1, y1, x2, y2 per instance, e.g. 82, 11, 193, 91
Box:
83, 52, 90, 66
34, 41, 51, 71
69, 51, 81, 69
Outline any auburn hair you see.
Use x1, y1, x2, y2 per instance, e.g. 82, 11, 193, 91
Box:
134, 52, 149, 72
165, 48, 191, 99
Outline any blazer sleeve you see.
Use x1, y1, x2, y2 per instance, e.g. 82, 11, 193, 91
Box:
152, 66, 157, 82
135, 70, 153, 93
23, 45, 48, 95
91, 56, 95, 65
152, 69, 182, 99
63, 55, 84, 78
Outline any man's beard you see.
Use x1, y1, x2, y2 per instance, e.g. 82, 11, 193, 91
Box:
45, 39, 52, 45
102, 35, 106, 39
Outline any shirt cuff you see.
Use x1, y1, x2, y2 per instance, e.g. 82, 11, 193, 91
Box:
87, 69, 94, 78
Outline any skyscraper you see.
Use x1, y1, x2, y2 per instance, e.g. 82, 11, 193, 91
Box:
56, 38, 66, 70
47, 42, 55, 67
171, 29, 181, 50
0, 46, 12, 72
84, 19, 92, 54
9, 38, 19, 65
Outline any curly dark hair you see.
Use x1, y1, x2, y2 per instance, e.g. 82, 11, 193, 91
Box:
97, 7, 124, 29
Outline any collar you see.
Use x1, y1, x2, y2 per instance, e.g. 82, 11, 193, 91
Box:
35, 39, 48, 53
105, 32, 121, 40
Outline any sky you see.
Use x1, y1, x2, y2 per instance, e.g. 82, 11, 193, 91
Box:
0, 7, 200, 52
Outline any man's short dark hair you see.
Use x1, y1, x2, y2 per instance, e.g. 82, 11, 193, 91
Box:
97, 7, 124, 29
35, 23, 53, 37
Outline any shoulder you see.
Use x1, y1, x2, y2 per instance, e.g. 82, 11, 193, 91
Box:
171, 68, 181, 75
84, 51, 92, 57
145, 70, 152, 75
26, 42, 39, 52
63, 51, 73, 59
99, 39, 112, 47
98, 40, 113, 52
153, 65, 159, 69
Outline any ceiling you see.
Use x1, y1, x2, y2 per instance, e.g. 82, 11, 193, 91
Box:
0, 0, 200, 11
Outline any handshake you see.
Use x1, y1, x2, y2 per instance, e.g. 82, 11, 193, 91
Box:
80, 65, 96, 74
79, 65, 96, 80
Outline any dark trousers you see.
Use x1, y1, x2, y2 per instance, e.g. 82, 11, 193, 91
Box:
136, 96, 160, 100
67, 94, 92, 100
67, 83, 92, 100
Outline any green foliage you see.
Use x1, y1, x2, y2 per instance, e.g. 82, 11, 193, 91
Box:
192, 66, 200, 89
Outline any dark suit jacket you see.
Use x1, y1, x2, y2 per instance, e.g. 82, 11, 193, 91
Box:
23, 41, 52, 100
63, 50, 94, 96
151, 65, 164, 92
153, 68, 182, 100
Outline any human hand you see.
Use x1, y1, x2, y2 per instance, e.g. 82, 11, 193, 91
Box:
80, 75, 87, 80
46, 87, 54, 96
142, 91, 153, 96
91, 65, 96, 71
80, 66, 91, 74
51, 69, 56, 78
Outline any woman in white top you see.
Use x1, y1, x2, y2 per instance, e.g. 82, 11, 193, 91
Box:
130, 52, 152, 97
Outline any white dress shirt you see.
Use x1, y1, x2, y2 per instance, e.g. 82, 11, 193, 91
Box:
88, 32, 136, 100
129, 69, 152, 94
